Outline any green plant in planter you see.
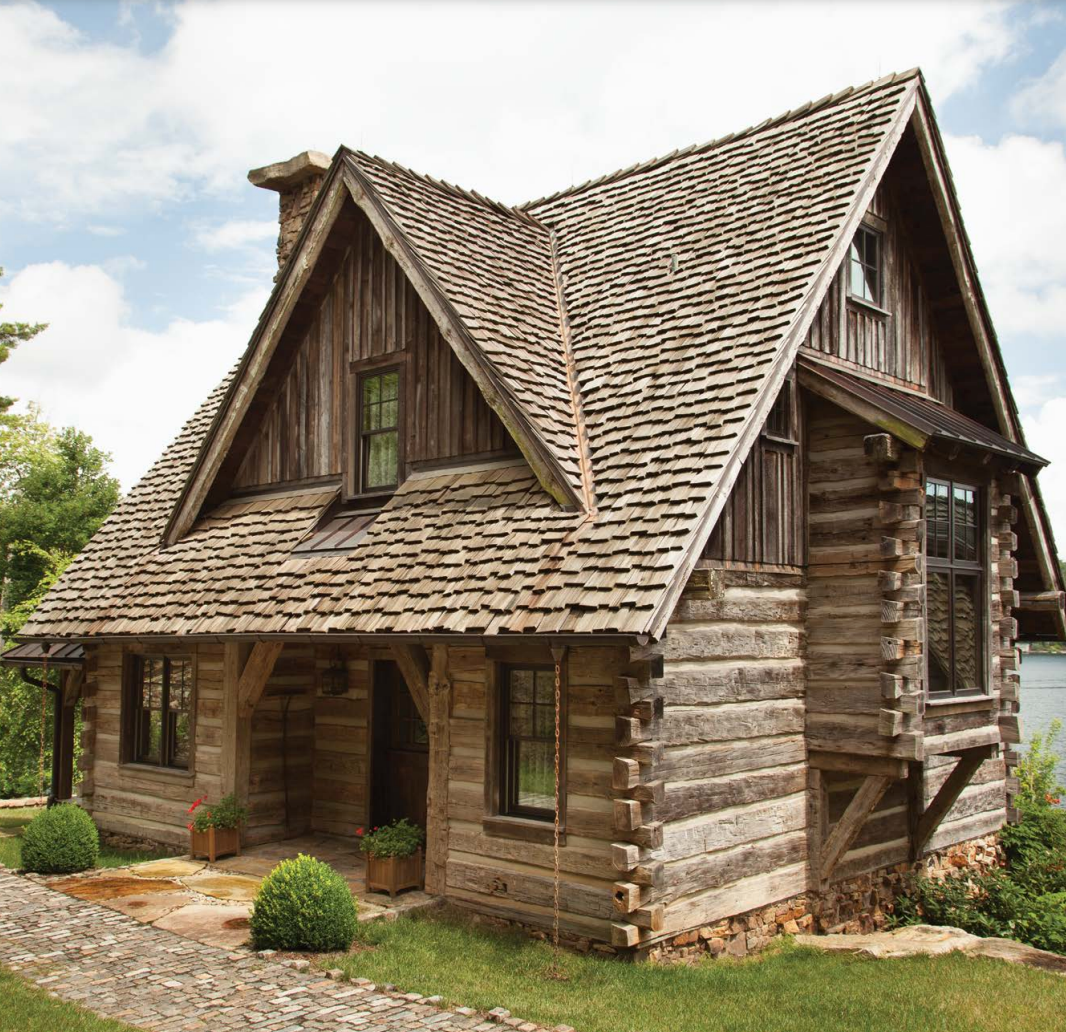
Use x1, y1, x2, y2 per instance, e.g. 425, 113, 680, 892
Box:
250, 854, 357, 952
187, 792, 247, 832
357, 818, 424, 859
21, 803, 99, 874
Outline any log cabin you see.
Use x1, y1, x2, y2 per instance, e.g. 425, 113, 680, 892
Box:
5, 68, 1065, 956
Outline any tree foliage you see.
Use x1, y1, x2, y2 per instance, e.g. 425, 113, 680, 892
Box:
0, 404, 119, 797
0, 267, 47, 413
0, 411, 119, 625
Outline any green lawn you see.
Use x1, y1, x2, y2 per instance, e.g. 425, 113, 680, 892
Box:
0, 807, 167, 870
325, 908, 1066, 1032
0, 966, 142, 1032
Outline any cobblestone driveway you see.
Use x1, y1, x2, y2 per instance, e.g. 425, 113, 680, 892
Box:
0, 869, 540, 1032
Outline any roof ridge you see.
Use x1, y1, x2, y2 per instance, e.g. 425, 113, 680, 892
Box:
342, 148, 545, 227
520, 68, 923, 211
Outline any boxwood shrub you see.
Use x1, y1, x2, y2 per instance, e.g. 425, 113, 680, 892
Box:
250, 853, 358, 952
21, 804, 99, 874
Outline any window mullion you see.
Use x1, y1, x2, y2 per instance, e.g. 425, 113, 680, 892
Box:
161, 658, 171, 767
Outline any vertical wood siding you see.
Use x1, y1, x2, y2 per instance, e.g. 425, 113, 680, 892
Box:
802, 182, 952, 405
702, 413, 805, 567
244, 646, 315, 845
233, 210, 510, 490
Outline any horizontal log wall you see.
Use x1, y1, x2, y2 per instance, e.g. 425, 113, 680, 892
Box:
233, 208, 510, 490
649, 568, 808, 940
443, 644, 626, 944
802, 181, 952, 404
78, 642, 224, 849
805, 399, 923, 762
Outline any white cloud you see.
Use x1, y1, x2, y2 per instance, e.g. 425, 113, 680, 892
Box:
1012, 46, 1066, 128
194, 218, 278, 252
0, 0, 1023, 223
1024, 398, 1066, 546
943, 132, 1066, 339
0, 261, 265, 490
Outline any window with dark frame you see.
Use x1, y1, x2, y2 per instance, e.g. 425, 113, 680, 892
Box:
848, 225, 882, 306
499, 666, 559, 821
357, 368, 401, 493
127, 655, 192, 769
926, 478, 984, 696
763, 374, 797, 444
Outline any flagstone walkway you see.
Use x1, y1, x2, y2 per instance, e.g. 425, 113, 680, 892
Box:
0, 868, 547, 1032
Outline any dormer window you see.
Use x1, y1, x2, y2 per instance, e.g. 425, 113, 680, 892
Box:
356, 367, 401, 494
848, 225, 882, 306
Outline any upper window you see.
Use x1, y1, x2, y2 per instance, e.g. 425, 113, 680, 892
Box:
357, 368, 401, 493
848, 226, 882, 306
126, 655, 192, 769
499, 666, 560, 821
926, 479, 984, 696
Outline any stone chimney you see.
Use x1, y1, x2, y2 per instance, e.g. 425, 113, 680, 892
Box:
248, 150, 332, 272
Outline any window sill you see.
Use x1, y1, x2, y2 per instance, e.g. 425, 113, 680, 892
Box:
847, 295, 891, 319
925, 693, 994, 712
119, 762, 194, 781
483, 814, 565, 847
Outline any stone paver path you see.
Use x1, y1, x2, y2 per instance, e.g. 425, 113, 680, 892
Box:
0, 868, 542, 1032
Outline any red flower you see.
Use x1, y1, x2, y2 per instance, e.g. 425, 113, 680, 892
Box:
187, 796, 206, 814
355, 827, 364, 836
186, 823, 193, 831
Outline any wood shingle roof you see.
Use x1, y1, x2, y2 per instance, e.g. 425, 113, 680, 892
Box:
25, 72, 935, 642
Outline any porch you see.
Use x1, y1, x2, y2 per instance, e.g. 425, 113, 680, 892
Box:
43, 830, 434, 952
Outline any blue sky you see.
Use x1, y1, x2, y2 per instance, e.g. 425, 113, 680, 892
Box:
2, 0, 1066, 541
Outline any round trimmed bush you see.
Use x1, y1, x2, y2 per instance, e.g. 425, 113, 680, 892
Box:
21, 804, 99, 874
250, 853, 358, 952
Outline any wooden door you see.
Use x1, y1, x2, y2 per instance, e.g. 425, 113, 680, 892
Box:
370, 661, 429, 829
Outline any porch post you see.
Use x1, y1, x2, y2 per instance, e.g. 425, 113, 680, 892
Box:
425, 644, 452, 895
221, 642, 252, 802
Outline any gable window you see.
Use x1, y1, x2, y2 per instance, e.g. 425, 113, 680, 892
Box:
763, 373, 798, 444
125, 655, 193, 769
926, 479, 984, 696
356, 368, 401, 493
499, 666, 561, 821
848, 225, 882, 306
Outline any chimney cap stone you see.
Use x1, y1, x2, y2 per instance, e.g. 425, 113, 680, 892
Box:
248, 150, 332, 192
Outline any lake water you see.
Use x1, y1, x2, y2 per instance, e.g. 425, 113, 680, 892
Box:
1018, 652, 1066, 798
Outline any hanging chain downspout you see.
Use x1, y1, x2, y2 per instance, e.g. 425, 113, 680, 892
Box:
39, 650, 50, 801
549, 645, 567, 977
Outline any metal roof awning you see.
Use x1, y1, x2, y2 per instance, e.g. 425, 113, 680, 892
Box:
798, 356, 1048, 471
0, 641, 85, 668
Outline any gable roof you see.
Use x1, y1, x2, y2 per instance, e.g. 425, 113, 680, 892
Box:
24, 68, 1058, 643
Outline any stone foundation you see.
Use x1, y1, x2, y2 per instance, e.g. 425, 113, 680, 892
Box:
647, 834, 1002, 963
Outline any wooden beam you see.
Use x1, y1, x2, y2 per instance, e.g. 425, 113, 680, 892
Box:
221, 642, 252, 801
1017, 590, 1065, 612
62, 666, 84, 708
819, 775, 893, 883
425, 644, 452, 896
237, 642, 284, 717
913, 750, 987, 856
390, 643, 431, 723
808, 751, 909, 779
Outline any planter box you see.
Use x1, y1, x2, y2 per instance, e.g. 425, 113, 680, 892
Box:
366, 848, 423, 897
189, 825, 241, 863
